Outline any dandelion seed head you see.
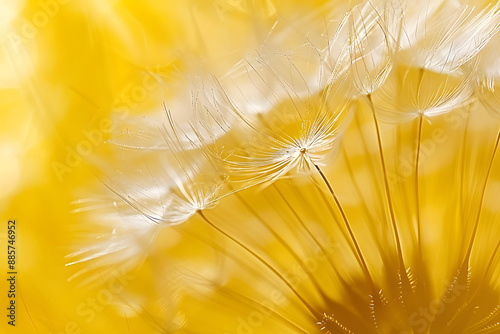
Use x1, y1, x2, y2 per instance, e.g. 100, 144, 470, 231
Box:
215, 86, 353, 184
372, 63, 476, 122
161, 172, 227, 225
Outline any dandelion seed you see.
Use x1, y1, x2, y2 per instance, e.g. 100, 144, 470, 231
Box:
211, 70, 353, 185
66, 198, 162, 284
341, 1, 397, 95
65, 111, 231, 285
402, 2, 500, 73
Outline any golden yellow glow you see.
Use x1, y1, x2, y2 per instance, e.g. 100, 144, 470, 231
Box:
1, 1, 500, 334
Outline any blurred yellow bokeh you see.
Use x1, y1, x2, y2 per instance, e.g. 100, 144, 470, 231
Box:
2, 1, 500, 333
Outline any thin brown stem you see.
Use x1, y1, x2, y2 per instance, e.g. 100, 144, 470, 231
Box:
341, 146, 387, 255
272, 183, 340, 269
458, 107, 471, 258
414, 67, 426, 258
197, 210, 319, 317
234, 191, 330, 302
311, 176, 359, 261
415, 113, 424, 255
313, 164, 374, 289
366, 93, 405, 266
353, 108, 387, 219
482, 239, 500, 284
463, 129, 500, 265
270, 183, 342, 278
